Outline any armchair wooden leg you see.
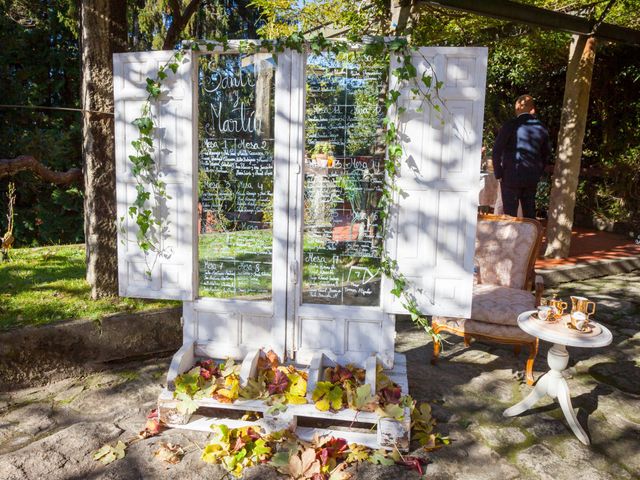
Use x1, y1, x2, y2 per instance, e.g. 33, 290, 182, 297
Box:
431, 336, 441, 365
525, 339, 539, 386
463, 334, 472, 347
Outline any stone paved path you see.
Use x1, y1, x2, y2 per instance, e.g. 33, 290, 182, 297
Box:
1, 272, 639, 479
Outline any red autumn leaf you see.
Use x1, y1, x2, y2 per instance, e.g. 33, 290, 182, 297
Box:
144, 418, 164, 435
379, 385, 402, 405
310, 473, 326, 480
197, 359, 220, 378
317, 437, 348, 465
398, 456, 428, 475
232, 436, 247, 453
328, 365, 353, 384
245, 428, 261, 441
139, 410, 165, 439
319, 447, 331, 466
268, 370, 289, 395
325, 437, 348, 454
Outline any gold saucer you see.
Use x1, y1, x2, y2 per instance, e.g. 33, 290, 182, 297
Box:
565, 321, 593, 334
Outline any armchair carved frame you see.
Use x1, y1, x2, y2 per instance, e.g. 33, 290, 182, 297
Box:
431, 214, 544, 385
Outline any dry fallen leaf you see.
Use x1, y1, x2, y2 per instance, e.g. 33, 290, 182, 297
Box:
154, 442, 185, 464
93, 440, 126, 465
289, 447, 321, 479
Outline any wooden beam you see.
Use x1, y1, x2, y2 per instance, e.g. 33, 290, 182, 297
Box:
418, 0, 640, 45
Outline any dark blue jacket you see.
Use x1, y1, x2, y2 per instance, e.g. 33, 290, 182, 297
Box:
492, 113, 551, 187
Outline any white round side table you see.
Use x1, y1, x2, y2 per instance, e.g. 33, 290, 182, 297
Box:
503, 310, 613, 445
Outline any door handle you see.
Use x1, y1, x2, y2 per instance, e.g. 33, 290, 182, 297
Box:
290, 260, 299, 284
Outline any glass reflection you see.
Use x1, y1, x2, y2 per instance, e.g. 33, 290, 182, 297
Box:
302, 51, 387, 305
198, 53, 275, 299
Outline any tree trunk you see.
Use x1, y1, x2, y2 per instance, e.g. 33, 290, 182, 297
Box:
544, 35, 596, 258
81, 0, 127, 298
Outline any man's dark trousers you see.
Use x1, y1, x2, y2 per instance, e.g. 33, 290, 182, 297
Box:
501, 183, 536, 219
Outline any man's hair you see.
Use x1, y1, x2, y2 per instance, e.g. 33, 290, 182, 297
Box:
515, 94, 536, 112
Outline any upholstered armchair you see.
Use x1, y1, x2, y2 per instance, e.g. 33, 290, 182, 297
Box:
431, 214, 544, 385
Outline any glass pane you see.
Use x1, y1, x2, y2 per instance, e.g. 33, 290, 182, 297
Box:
198, 53, 275, 299
302, 51, 387, 305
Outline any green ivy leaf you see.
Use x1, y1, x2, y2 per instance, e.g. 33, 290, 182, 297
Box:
269, 451, 291, 467
369, 450, 395, 466
266, 402, 288, 415
252, 438, 271, 458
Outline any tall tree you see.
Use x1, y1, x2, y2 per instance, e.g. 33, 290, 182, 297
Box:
81, 0, 127, 298
163, 0, 201, 49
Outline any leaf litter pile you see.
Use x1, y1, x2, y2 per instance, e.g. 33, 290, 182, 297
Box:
201, 425, 432, 478
93, 351, 449, 478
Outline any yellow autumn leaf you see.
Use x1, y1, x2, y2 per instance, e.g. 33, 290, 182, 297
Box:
201, 443, 224, 463
284, 393, 308, 404
286, 372, 307, 398
315, 397, 331, 411
217, 376, 239, 400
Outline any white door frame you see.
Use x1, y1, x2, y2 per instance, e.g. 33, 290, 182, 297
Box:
181, 44, 484, 369
183, 46, 294, 361
286, 51, 396, 368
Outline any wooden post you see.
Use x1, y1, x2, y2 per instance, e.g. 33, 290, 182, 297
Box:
391, 0, 412, 35
544, 35, 596, 258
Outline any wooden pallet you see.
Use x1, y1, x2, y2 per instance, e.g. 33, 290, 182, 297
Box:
157, 346, 410, 451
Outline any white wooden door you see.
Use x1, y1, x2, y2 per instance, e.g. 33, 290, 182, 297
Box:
115, 46, 292, 360
114, 51, 195, 300
382, 47, 487, 318
290, 50, 396, 368
184, 47, 293, 360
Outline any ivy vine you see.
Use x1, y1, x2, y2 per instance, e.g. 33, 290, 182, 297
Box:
120, 49, 186, 277
125, 34, 446, 341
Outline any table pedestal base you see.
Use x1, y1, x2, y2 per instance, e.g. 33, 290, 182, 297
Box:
503, 343, 589, 445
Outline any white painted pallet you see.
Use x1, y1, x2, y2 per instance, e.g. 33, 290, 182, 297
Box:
158, 349, 410, 451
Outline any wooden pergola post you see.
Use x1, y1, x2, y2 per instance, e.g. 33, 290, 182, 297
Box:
544, 35, 597, 258
390, 0, 412, 35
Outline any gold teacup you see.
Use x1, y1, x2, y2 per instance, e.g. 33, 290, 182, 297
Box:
543, 296, 567, 319
571, 296, 596, 317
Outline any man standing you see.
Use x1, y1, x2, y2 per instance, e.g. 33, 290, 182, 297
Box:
492, 95, 551, 219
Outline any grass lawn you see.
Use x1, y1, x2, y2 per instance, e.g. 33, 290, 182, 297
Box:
0, 244, 179, 331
